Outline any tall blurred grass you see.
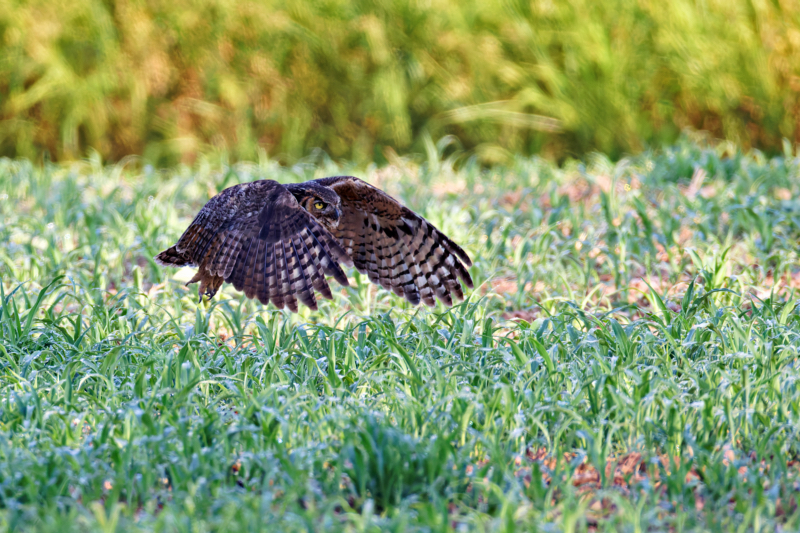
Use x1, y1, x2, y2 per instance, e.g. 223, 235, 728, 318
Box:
1, 0, 799, 165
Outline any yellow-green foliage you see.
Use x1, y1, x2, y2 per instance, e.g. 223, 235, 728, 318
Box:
1, 0, 799, 164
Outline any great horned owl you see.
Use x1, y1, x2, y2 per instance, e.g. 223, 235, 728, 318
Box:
155, 176, 473, 312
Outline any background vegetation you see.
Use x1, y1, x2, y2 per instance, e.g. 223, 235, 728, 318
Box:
4, 139, 800, 529
2, 0, 800, 165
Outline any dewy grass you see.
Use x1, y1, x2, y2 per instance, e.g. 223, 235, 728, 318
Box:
3, 139, 800, 530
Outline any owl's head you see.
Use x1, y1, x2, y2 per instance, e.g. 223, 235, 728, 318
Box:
288, 182, 342, 230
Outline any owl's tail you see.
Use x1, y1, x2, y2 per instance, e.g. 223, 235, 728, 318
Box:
154, 246, 194, 267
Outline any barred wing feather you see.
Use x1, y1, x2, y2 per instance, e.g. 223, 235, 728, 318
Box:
314, 176, 473, 307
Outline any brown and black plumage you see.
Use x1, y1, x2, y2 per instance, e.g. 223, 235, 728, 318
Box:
155, 176, 473, 311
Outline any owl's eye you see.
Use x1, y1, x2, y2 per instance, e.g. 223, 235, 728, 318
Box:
314, 201, 325, 210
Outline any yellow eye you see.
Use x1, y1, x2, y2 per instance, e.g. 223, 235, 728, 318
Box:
314, 201, 325, 210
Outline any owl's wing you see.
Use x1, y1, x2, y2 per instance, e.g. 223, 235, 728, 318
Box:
315, 176, 473, 307
155, 180, 352, 312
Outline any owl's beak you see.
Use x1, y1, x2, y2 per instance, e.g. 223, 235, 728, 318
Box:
334, 208, 341, 221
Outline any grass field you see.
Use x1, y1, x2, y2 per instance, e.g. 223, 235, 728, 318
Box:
4, 138, 800, 530
3, 0, 800, 164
